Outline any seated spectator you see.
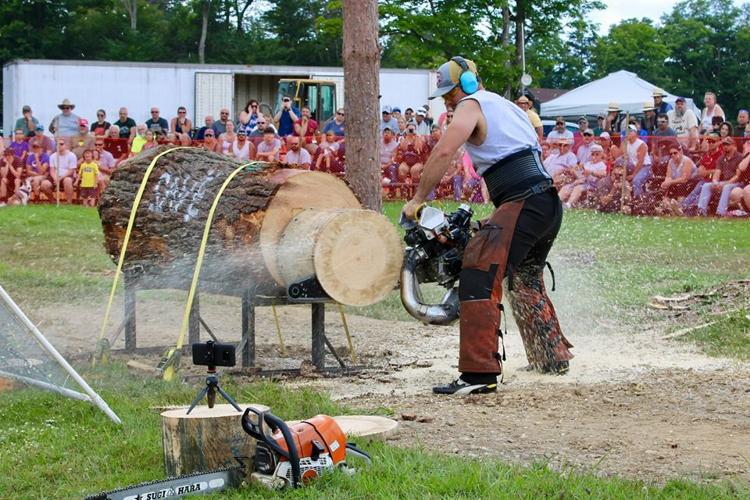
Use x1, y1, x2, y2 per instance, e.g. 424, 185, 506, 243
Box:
48, 98, 80, 138
90, 109, 111, 137
25, 143, 50, 199
413, 109, 430, 135
71, 119, 96, 160
692, 137, 742, 215
230, 129, 256, 161
214, 108, 232, 136
306, 129, 324, 155
681, 133, 722, 213
171, 106, 193, 141
164, 132, 180, 146
142, 130, 158, 151
104, 125, 129, 165
546, 117, 573, 149
0, 149, 23, 202
624, 125, 652, 199
668, 97, 699, 151
197, 115, 215, 140
653, 88, 673, 114
42, 139, 77, 203
543, 140, 577, 185
285, 136, 312, 169
113, 107, 137, 140
274, 98, 299, 137
541, 142, 551, 162
9, 129, 29, 161
700, 91, 725, 133
734, 109, 749, 137
658, 145, 697, 213
603, 102, 624, 135
200, 128, 222, 153
396, 125, 426, 187
145, 107, 169, 138
573, 116, 588, 147
76, 149, 99, 207
219, 121, 237, 154
242, 99, 261, 131
397, 116, 408, 136
249, 117, 277, 137
16, 105, 40, 137
718, 121, 733, 139
713, 140, 750, 216
727, 159, 750, 215
442, 108, 455, 131
29, 125, 55, 154
294, 106, 318, 139
651, 113, 677, 158
576, 129, 595, 164
515, 97, 542, 142
597, 162, 632, 213
94, 139, 115, 193
256, 127, 282, 161
130, 125, 148, 155
236, 111, 252, 135
314, 131, 341, 172
640, 102, 657, 135
380, 127, 399, 187
380, 106, 399, 133
559, 144, 608, 208
593, 114, 606, 136
322, 108, 345, 138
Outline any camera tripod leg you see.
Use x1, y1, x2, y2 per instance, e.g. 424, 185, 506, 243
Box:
216, 385, 242, 412
186, 385, 210, 414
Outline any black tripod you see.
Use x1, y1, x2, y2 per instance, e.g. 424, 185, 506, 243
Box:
186, 365, 242, 414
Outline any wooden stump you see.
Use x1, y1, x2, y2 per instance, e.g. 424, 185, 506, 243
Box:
161, 403, 268, 477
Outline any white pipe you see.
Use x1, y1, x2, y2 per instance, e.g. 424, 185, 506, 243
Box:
0, 284, 122, 424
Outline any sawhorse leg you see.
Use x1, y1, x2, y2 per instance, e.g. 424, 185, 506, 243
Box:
188, 293, 200, 347
312, 303, 325, 370
124, 282, 136, 352
241, 290, 255, 367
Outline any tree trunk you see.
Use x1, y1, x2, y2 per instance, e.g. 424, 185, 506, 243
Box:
98, 147, 402, 305
161, 404, 268, 477
199, 0, 211, 64
121, 0, 137, 31
342, 0, 381, 212
502, 5, 511, 98
514, 0, 526, 96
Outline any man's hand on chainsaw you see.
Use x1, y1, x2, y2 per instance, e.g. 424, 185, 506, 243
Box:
402, 199, 423, 222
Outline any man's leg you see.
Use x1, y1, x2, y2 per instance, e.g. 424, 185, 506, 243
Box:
632, 165, 652, 198
716, 183, 741, 215
506, 190, 573, 373
697, 182, 716, 215
681, 181, 704, 214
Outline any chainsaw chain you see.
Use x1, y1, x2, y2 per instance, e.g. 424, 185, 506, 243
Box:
84, 465, 244, 500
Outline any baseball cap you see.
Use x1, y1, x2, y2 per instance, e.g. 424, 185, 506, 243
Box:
675, 97, 686, 103
628, 124, 638, 132
416, 109, 426, 116
583, 129, 594, 136
79, 118, 89, 127
590, 144, 604, 153
578, 116, 588, 123
429, 58, 478, 99
381, 105, 392, 114
599, 131, 611, 139
392, 107, 401, 113
722, 136, 735, 145
35, 124, 44, 132
22, 105, 31, 112
383, 126, 392, 133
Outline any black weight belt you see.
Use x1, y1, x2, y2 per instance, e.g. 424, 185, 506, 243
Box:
482, 147, 553, 206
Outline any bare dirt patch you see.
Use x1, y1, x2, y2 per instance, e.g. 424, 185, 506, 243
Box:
30, 281, 750, 485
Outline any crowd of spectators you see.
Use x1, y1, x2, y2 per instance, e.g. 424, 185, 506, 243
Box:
1, 89, 748, 216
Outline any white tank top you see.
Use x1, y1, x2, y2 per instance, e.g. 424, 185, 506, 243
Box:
459, 90, 540, 175
232, 140, 250, 161
626, 138, 651, 166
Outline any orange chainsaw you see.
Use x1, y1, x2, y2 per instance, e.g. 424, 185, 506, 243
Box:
241, 407, 371, 488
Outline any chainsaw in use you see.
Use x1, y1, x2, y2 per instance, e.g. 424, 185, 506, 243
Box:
86, 410, 370, 499
399, 204, 476, 325
241, 407, 371, 488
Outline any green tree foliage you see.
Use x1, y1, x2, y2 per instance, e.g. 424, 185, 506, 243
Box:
589, 19, 670, 87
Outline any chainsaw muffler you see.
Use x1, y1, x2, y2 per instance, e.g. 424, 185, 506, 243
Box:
400, 251, 459, 326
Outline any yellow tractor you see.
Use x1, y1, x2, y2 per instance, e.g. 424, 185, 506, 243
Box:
276, 79, 337, 123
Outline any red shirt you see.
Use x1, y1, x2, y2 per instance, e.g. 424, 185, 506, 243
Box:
699, 149, 722, 179
294, 118, 318, 138
104, 138, 129, 160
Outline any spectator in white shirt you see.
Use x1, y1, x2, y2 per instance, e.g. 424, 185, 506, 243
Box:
42, 139, 78, 203
284, 136, 312, 169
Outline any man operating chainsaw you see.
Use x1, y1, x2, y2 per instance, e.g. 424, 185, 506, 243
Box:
402, 57, 574, 395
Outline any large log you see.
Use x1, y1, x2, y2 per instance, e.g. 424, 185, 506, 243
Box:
99, 146, 401, 305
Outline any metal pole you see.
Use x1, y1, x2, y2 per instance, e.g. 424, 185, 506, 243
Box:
311, 303, 326, 370
0, 284, 122, 424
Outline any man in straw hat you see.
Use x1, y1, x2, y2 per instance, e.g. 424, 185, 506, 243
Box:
641, 101, 658, 135
48, 98, 80, 139
652, 88, 672, 114
603, 102, 623, 134
515, 95, 543, 142
402, 56, 573, 395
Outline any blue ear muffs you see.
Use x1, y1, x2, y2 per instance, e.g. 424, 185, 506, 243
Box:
451, 56, 478, 95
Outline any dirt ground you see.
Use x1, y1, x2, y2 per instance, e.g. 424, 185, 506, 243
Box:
36, 278, 750, 486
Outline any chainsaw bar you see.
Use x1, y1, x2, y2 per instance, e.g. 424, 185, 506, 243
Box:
85, 465, 243, 500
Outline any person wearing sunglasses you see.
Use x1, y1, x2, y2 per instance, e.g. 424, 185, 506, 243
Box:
48, 98, 80, 138
93, 140, 115, 193
559, 143, 608, 208
170, 107, 193, 143
90, 109, 111, 137
322, 108, 345, 138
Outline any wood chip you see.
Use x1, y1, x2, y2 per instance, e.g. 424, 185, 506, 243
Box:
401, 413, 417, 421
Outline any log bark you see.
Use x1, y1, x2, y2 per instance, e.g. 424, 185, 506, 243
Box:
342, 0, 381, 212
161, 403, 267, 476
98, 147, 401, 305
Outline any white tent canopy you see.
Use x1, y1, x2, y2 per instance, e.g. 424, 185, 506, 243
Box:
540, 70, 700, 118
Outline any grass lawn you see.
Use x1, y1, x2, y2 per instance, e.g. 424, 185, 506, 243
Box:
1, 203, 749, 497
0, 365, 746, 499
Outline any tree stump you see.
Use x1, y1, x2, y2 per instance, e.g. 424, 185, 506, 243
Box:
99, 147, 402, 305
161, 403, 268, 477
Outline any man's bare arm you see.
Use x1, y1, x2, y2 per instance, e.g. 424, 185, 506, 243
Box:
412, 99, 480, 203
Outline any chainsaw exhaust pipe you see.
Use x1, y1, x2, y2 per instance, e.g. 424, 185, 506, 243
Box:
400, 251, 459, 326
